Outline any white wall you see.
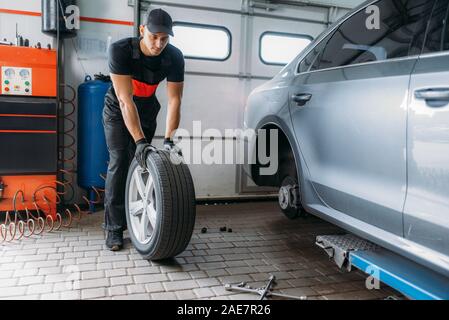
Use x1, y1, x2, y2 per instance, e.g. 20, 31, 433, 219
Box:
0, 0, 355, 201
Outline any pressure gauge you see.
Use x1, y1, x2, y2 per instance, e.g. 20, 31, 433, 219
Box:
19, 69, 30, 78
4, 68, 15, 78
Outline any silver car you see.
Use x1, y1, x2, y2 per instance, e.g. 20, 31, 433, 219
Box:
244, 0, 449, 278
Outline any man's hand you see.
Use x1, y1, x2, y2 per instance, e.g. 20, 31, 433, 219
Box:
164, 138, 183, 156
135, 138, 156, 170
163, 138, 175, 151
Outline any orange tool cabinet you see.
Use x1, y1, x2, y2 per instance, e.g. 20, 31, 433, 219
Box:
0, 45, 58, 216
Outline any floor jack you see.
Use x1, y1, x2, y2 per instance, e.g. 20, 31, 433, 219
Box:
224, 275, 307, 300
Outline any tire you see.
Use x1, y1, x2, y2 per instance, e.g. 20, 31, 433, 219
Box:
279, 175, 304, 220
125, 150, 196, 260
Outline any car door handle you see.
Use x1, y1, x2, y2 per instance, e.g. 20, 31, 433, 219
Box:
415, 88, 449, 101
292, 93, 312, 106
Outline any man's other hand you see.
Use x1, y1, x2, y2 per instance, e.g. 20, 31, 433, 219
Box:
164, 138, 183, 156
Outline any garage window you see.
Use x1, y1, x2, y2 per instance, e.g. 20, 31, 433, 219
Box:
171, 22, 232, 61
260, 32, 312, 66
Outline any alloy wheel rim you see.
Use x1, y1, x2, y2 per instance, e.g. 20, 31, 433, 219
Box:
128, 166, 157, 245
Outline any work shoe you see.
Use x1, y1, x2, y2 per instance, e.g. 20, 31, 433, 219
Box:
106, 230, 123, 251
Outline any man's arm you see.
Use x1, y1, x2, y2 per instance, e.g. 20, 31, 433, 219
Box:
165, 81, 184, 139
110, 74, 145, 142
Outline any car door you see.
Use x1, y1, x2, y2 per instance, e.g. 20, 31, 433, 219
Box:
289, 0, 435, 236
404, 0, 449, 257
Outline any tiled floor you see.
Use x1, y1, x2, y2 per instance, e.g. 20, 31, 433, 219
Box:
0, 201, 400, 300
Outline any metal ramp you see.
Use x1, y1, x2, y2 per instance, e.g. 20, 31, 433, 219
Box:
316, 234, 380, 270
316, 234, 449, 300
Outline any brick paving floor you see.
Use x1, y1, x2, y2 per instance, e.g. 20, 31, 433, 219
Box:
0, 201, 401, 300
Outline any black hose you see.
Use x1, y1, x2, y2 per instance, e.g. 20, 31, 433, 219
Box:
94, 73, 111, 82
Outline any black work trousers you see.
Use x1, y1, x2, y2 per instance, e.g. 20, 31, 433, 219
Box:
102, 94, 160, 232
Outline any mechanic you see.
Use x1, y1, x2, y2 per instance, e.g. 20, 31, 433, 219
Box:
102, 8, 185, 251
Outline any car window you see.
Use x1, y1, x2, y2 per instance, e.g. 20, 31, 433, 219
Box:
298, 32, 333, 73
444, 1, 449, 50
314, 0, 435, 71
423, 0, 449, 53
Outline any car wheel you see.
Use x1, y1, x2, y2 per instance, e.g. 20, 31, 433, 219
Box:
278, 175, 304, 220
125, 150, 196, 260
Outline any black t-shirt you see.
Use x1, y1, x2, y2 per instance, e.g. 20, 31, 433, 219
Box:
105, 37, 184, 118
109, 37, 184, 81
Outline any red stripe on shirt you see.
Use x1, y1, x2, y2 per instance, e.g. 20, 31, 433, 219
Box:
132, 80, 159, 98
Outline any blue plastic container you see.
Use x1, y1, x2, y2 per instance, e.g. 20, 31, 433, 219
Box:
77, 75, 111, 192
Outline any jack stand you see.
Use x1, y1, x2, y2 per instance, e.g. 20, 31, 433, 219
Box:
224, 275, 307, 300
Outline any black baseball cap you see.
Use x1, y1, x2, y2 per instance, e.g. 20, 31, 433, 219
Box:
145, 8, 174, 36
